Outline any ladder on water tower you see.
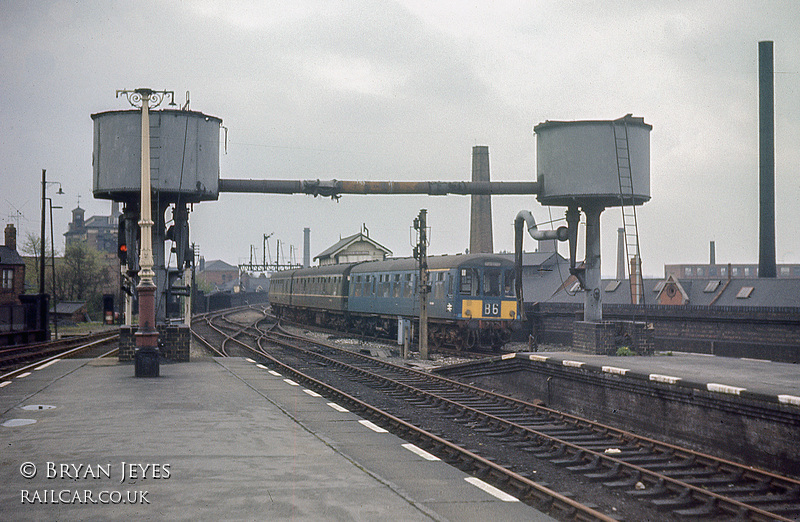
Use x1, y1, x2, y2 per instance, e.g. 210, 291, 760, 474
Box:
613, 115, 644, 305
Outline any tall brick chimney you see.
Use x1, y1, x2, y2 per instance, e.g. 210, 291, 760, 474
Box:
469, 146, 493, 254
4, 223, 16, 251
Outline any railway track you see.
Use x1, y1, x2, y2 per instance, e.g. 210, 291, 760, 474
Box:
0, 333, 119, 382
0, 331, 119, 372
193, 307, 800, 521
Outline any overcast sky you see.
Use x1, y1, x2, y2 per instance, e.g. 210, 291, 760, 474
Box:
2, 1, 799, 278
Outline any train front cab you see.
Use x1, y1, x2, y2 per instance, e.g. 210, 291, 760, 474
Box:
455, 259, 517, 348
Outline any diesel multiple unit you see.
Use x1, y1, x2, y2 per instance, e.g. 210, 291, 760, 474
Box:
269, 254, 518, 350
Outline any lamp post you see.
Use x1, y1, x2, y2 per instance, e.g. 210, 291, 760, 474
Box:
40, 169, 63, 340
116, 88, 175, 377
46, 198, 63, 339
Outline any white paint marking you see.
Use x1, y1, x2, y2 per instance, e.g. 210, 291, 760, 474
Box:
35, 359, 60, 370
741, 358, 771, 363
358, 419, 388, 433
268, 370, 282, 377
327, 402, 349, 413
16, 372, 31, 379
501, 353, 516, 360
778, 395, 800, 407
562, 360, 585, 368
602, 366, 629, 376
707, 383, 746, 395
464, 477, 520, 502
649, 374, 681, 385
0, 381, 11, 388
245, 358, 256, 364
256, 364, 269, 370
283, 378, 299, 386
529, 355, 548, 362
303, 389, 322, 397
402, 443, 440, 461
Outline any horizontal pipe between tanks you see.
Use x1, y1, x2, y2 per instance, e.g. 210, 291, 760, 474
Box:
218, 179, 540, 197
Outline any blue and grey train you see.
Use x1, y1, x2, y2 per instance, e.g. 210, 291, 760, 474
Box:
269, 253, 519, 350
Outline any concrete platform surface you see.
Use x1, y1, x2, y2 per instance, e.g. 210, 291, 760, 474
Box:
1, 356, 555, 521
520, 350, 800, 400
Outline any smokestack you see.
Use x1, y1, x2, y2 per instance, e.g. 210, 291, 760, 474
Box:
709, 241, 716, 265
469, 146, 493, 253
616, 227, 625, 280
759, 40, 777, 278
4, 223, 16, 251
303, 227, 311, 268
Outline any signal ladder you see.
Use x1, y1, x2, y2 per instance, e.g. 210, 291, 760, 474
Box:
613, 115, 644, 305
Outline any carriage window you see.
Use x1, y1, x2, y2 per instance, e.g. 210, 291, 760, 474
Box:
433, 272, 445, 299
447, 272, 453, 297
354, 276, 362, 297
483, 269, 501, 297
504, 269, 515, 297
394, 274, 401, 298
460, 268, 479, 296
403, 273, 414, 298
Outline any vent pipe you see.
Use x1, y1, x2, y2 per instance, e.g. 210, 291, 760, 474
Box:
759, 40, 777, 278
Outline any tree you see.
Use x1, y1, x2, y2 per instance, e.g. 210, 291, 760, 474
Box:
21, 231, 57, 294
57, 242, 110, 305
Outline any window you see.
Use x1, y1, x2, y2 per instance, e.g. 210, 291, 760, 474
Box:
703, 280, 721, 293
483, 269, 500, 297
433, 272, 445, 299
503, 269, 515, 297
743, 267, 751, 276
696, 267, 704, 277
605, 280, 621, 292
653, 281, 666, 292
460, 268, 479, 296
736, 286, 754, 299
780, 267, 790, 276
2, 268, 13, 290
684, 267, 692, 277
403, 273, 414, 298
354, 276, 362, 297
393, 274, 401, 298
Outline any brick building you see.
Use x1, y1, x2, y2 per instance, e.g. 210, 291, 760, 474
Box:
1, 224, 25, 306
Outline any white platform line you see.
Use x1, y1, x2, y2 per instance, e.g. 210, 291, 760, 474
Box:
464, 477, 519, 502
562, 360, 585, 368
778, 395, 800, 407
707, 383, 746, 395
602, 366, 629, 376
327, 402, 349, 413
303, 389, 322, 398
35, 359, 60, 370
501, 353, 516, 360
650, 374, 681, 385
283, 378, 299, 386
401, 443, 440, 461
358, 420, 388, 433
245, 358, 256, 364
15, 372, 31, 379
267, 370, 282, 377
255, 364, 269, 370
0, 381, 11, 388
529, 355, 548, 362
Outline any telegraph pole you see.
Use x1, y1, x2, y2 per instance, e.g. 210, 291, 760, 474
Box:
414, 209, 429, 360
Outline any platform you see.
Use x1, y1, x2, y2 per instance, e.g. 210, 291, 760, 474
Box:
435, 350, 800, 477
0, 356, 554, 521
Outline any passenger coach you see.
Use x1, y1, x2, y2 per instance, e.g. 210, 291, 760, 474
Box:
269, 253, 518, 350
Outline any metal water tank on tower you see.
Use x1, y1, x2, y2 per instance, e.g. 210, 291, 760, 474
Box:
534, 115, 651, 330
92, 109, 221, 203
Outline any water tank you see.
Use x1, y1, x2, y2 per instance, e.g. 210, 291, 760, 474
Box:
534, 117, 651, 207
92, 109, 222, 202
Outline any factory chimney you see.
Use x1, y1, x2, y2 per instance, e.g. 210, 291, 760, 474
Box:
469, 146, 493, 254
303, 227, 311, 268
709, 241, 716, 265
758, 40, 777, 278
